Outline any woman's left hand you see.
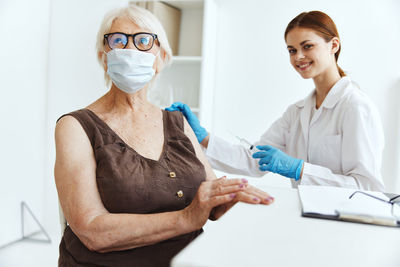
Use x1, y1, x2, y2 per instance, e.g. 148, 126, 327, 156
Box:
209, 183, 274, 220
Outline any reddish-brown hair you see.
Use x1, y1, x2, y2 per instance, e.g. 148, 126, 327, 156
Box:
284, 11, 345, 77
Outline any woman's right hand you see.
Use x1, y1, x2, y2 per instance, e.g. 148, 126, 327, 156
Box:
165, 102, 209, 143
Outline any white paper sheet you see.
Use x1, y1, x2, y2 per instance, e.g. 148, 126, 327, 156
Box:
298, 185, 393, 219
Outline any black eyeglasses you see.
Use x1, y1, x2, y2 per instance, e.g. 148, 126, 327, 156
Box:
349, 191, 400, 219
104, 32, 158, 51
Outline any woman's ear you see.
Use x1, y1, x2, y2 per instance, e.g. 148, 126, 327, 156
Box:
331, 37, 340, 54
98, 51, 107, 71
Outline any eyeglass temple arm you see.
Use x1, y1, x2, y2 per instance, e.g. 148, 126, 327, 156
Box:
349, 191, 391, 204
390, 195, 400, 202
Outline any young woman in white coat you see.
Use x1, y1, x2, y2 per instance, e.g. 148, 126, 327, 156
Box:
167, 11, 385, 192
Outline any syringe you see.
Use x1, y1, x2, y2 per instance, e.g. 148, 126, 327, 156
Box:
228, 131, 255, 150
236, 136, 255, 150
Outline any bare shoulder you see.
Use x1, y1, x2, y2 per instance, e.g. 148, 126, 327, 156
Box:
54, 114, 94, 170
56, 115, 82, 135
55, 115, 89, 146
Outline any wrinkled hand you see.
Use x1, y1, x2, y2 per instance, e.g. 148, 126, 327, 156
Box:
183, 177, 273, 230
183, 177, 245, 230
165, 102, 208, 143
252, 145, 304, 180
210, 183, 274, 220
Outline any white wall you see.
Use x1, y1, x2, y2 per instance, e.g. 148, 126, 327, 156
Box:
0, 0, 50, 247
212, 0, 400, 192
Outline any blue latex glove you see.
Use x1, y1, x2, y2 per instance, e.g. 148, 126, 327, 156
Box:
252, 145, 304, 180
165, 102, 208, 143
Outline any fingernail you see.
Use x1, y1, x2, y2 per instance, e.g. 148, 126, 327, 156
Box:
265, 197, 274, 203
239, 184, 244, 188
242, 178, 248, 183
230, 193, 236, 198
253, 197, 260, 202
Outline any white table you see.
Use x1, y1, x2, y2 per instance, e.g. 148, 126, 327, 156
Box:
172, 187, 400, 267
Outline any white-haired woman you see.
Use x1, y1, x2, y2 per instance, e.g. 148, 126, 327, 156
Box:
54, 5, 273, 267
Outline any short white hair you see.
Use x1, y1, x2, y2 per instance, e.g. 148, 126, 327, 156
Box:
96, 4, 173, 87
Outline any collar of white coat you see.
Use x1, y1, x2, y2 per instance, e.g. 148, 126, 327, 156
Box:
295, 76, 353, 109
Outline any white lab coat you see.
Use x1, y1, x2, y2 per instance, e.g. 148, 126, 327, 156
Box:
204, 77, 385, 191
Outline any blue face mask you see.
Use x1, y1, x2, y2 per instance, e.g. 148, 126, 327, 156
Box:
106, 49, 156, 94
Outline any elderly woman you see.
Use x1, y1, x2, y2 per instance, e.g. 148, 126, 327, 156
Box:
54, 5, 274, 267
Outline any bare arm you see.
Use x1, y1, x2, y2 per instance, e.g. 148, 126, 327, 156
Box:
55, 116, 243, 253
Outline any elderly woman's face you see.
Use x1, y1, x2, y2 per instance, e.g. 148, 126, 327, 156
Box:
106, 16, 159, 54
105, 16, 161, 72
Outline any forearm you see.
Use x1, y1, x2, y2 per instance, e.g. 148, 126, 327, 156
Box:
301, 162, 385, 191
77, 210, 194, 253
204, 135, 264, 177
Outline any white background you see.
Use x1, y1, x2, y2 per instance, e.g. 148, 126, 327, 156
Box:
0, 0, 399, 265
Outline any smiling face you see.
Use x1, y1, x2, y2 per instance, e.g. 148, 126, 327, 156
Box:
286, 27, 339, 79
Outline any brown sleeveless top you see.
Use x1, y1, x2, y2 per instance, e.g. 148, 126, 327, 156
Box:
57, 109, 206, 267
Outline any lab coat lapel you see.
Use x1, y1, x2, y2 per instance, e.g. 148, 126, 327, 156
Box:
317, 77, 352, 109
309, 77, 352, 126
298, 90, 315, 147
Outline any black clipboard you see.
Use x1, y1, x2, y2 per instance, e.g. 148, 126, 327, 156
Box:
299, 187, 400, 228
301, 205, 400, 228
